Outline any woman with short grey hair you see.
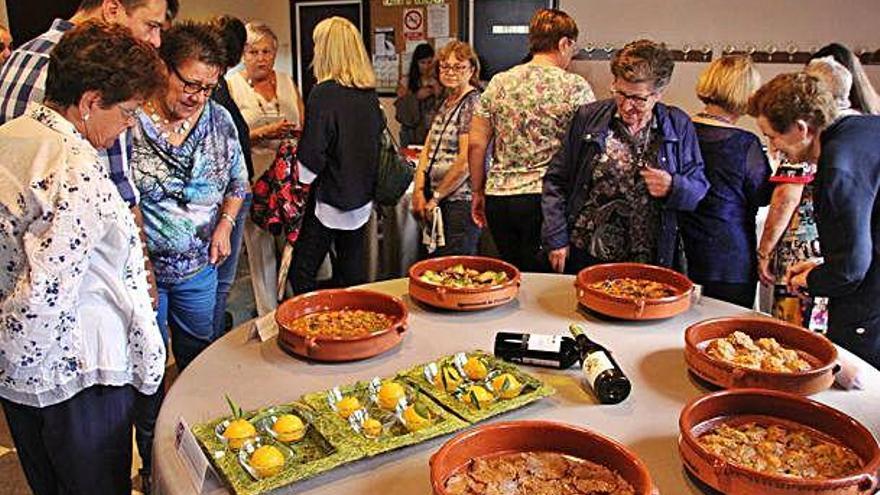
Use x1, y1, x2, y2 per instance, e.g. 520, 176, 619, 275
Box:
227, 20, 305, 316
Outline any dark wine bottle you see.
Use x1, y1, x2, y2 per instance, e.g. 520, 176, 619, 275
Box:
569, 324, 631, 404
493, 332, 581, 369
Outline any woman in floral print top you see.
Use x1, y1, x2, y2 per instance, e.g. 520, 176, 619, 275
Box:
0, 23, 166, 494
468, 9, 594, 272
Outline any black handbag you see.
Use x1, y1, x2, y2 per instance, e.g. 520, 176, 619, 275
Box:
374, 106, 415, 207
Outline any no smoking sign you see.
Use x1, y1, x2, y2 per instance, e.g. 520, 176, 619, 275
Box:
403, 8, 425, 40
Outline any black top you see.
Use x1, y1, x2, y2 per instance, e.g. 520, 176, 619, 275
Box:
212, 78, 254, 179
298, 80, 383, 210
807, 115, 880, 347
680, 123, 773, 284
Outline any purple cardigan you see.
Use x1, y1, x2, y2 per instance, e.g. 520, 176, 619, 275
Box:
542, 99, 709, 268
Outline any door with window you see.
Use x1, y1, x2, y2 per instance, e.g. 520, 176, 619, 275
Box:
465, 0, 556, 80
289, 0, 367, 98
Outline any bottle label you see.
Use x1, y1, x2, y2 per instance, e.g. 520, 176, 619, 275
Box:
526, 334, 562, 353
582, 351, 614, 386
522, 356, 559, 368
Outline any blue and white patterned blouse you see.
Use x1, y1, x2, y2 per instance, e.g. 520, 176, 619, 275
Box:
132, 101, 249, 284
0, 105, 166, 407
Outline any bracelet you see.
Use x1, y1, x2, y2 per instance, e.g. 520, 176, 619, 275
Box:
220, 212, 237, 229
756, 249, 770, 261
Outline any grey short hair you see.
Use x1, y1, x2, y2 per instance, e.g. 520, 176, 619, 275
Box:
805, 56, 853, 111
245, 21, 278, 50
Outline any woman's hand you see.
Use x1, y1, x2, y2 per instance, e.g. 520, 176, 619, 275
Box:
411, 189, 426, 220
256, 119, 298, 141
758, 255, 775, 286
785, 260, 820, 294
548, 246, 568, 274
471, 191, 487, 228
209, 220, 233, 265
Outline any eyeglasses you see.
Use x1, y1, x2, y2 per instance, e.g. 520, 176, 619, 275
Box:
170, 64, 218, 96
439, 63, 471, 73
610, 87, 658, 108
118, 103, 139, 121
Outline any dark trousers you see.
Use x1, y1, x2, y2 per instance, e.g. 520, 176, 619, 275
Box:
700, 280, 757, 309
1, 385, 136, 495
290, 199, 368, 294
432, 199, 481, 257
485, 194, 550, 272
133, 385, 165, 480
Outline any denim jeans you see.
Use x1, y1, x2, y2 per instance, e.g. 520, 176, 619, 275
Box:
213, 194, 251, 337
157, 264, 218, 370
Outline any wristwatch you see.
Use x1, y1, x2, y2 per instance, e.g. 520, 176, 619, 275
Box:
432, 191, 441, 202
220, 212, 237, 229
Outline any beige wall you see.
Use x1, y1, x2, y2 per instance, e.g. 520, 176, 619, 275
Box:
560, 0, 880, 132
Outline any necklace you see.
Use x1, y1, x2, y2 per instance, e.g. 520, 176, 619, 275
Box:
145, 100, 193, 140
695, 111, 736, 125
247, 72, 281, 116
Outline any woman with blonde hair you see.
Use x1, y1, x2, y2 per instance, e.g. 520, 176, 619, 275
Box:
289, 16, 383, 294
680, 55, 773, 307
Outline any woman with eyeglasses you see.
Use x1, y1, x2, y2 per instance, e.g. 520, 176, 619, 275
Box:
131, 21, 248, 370
0, 22, 166, 494
411, 41, 482, 256
227, 21, 304, 316
542, 39, 709, 273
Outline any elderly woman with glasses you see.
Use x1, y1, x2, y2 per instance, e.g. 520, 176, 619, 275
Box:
132, 21, 248, 370
0, 22, 166, 494
542, 39, 709, 273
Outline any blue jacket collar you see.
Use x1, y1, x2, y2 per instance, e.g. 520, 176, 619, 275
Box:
582, 99, 681, 144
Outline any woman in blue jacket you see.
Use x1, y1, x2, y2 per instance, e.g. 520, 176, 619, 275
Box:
542, 40, 709, 273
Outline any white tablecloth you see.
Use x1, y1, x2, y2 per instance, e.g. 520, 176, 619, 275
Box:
153, 274, 880, 495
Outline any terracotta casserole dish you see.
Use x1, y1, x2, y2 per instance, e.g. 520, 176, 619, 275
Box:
429, 420, 657, 495
679, 389, 880, 495
275, 288, 408, 362
575, 262, 693, 320
684, 316, 839, 395
408, 255, 521, 311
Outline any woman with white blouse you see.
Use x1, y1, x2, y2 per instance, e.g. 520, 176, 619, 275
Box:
0, 22, 166, 494
228, 21, 304, 314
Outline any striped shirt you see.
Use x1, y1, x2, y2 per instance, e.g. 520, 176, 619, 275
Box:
0, 18, 139, 206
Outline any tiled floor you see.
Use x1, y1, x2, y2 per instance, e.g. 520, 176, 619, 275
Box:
0, 252, 258, 494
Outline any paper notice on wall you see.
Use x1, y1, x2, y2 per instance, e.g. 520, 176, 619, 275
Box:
426, 3, 449, 38
402, 8, 426, 41
374, 26, 396, 56
373, 53, 400, 92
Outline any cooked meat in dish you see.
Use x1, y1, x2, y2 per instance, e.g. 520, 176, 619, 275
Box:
444, 451, 635, 495
699, 422, 862, 479
589, 278, 677, 299
287, 309, 392, 339
706, 331, 812, 372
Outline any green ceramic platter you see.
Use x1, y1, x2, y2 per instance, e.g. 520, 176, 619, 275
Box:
301, 378, 470, 457
192, 402, 360, 495
400, 350, 556, 423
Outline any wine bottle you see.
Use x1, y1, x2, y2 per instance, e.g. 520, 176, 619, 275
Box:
493, 332, 580, 369
569, 324, 631, 404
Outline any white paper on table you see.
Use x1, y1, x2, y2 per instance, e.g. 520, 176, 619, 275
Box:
426, 3, 449, 38
251, 311, 279, 342
174, 416, 219, 493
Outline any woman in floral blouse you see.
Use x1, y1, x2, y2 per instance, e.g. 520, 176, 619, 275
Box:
132, 22, 248, 370
0, 22, 166, 494
468, 9, 594, 271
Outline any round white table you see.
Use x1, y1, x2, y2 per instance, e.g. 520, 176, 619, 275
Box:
153, 273, 880, 495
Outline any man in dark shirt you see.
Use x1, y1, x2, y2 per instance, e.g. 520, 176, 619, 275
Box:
749, 72, 880, 370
